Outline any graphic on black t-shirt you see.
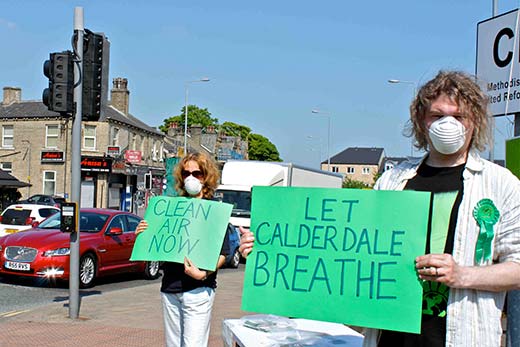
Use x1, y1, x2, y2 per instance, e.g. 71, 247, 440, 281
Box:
421, 191, 458, 318
422, 279, 449, 317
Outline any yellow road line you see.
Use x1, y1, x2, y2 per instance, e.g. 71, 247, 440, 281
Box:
0, 309, 30, 318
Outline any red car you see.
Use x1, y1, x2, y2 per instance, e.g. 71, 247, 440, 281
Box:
0, 208, 160, 288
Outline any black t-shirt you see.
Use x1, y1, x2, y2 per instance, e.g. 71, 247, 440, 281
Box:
378, 162, 464, 347
160, 223, 231, 294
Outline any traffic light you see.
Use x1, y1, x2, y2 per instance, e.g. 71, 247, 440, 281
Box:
42, 51, 74, 114
82, 30, 110, 121
144, 173, 152, 190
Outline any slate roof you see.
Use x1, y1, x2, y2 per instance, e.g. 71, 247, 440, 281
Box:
325, 147, 385, 165
0, 100, 163, 136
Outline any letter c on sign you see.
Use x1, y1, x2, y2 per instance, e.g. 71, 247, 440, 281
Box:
494, 27, 514, 68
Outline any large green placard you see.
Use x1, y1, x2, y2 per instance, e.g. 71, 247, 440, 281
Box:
130, 196, 233, 271
242, 186, 430, 333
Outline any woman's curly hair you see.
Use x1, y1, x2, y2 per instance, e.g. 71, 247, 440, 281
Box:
174, 152, 220, 199
408, 70, 490, 152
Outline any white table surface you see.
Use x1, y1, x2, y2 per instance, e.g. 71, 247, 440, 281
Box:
222, 316, 364, 347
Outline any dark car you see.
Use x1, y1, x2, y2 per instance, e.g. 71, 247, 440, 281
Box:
18, 194, 66, 208
225, 224, 241, 268
0, 208, 160, 288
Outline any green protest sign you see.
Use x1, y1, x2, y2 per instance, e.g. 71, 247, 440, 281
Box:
242, 186, 430, 333
130, 196, 233, 271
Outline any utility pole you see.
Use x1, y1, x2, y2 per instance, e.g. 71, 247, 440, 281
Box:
69, 7, 84, 319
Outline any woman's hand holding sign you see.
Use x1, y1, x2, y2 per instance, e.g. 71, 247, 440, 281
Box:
135, 220, 148, 235
184, 256, 210, 281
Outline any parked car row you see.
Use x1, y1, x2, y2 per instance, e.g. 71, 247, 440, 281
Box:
17, 194, 67, 208
0, 208, 160, 288
0, 204, 241, 288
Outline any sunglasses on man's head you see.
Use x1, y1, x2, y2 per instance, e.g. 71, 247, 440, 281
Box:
181, 170, 204, 179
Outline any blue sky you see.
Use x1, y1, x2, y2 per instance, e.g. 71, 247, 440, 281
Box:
0, 1, 518, 168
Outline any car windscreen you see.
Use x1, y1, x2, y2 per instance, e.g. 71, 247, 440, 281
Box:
38, 212, 110, 232
1, 209, 31, 225
39, 208, 59, 218
215, 190, 251, 216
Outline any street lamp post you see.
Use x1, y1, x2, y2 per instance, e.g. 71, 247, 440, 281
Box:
311, 109, 331, 171
388, 79, 417, 157
184, 78, 210, 155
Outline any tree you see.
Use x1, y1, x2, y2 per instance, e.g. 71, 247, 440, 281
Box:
159, 105, 218, 133
248, 133, 282, 161
343, 178, 370, 189
220, 121, 251, 139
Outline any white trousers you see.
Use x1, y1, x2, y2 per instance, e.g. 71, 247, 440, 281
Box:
161, 287, 215, 347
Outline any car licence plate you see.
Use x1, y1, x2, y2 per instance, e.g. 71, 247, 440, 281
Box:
5, 261, 30, 271
5, 229, 19, 234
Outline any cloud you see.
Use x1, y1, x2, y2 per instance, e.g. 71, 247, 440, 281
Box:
0, 18, 16, 30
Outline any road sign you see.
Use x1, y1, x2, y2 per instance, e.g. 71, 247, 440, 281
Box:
477, 9, 520, 116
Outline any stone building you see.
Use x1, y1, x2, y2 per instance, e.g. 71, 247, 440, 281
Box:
0, 78, 165, 213
322, 147, 385, 186
164, 123, 248, 163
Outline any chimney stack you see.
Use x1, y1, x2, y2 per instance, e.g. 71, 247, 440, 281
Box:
2, 87, 21, 105
110, 77, 130, 115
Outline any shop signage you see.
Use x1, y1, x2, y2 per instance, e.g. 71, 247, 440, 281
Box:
125, 150, 142, 164
81, 156, 112, 173
107, 146, 120, 156
41, 151, 65, 163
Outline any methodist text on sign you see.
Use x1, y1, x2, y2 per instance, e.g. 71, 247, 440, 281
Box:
241, 187, 430, 333
130, 196, 233, 271
477, 9, 520, 116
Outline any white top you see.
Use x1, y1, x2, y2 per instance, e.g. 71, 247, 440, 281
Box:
363, 150, 520, 347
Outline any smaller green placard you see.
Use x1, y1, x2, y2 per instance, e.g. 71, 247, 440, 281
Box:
130, 196, 233, 271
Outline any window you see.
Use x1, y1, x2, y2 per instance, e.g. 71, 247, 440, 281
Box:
152, 141, 158, 161
362, 167, 370, 175
140, 135, 145, 158
46, 124, 59, 148
106, 215, 126, 234
331, 166, 339, 173
1, 162, 12, 173
2, 125, 13, 148
127, 215, 141, 233
43, 171, 56, 196
159, 143, 164, 162
131, 133, 137, 150
347, 167, 355, 174
385, 163, 394, 171
110, 127, 119, 146
83, 125, 96, 149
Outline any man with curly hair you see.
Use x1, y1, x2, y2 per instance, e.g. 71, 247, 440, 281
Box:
366, 70, 520, 347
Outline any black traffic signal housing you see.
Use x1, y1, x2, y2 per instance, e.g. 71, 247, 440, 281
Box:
42, 51, 74, 114
144, 173, 152, 190
82, 30, 110, 122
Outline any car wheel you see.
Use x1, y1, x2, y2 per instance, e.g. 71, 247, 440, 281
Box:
229, 248, 240, 268
144, 261, 161, 279
79, 253, 97, 288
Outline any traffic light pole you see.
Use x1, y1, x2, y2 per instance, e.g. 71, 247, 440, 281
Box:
69, 7, 84, 319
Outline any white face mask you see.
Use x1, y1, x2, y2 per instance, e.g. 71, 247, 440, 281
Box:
184, 175, 203, 196
428, 116, 467, 155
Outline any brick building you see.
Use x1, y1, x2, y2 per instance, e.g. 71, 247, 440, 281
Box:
0, 78, 165, 213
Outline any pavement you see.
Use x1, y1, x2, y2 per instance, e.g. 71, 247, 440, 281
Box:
0, 266, 252, 347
